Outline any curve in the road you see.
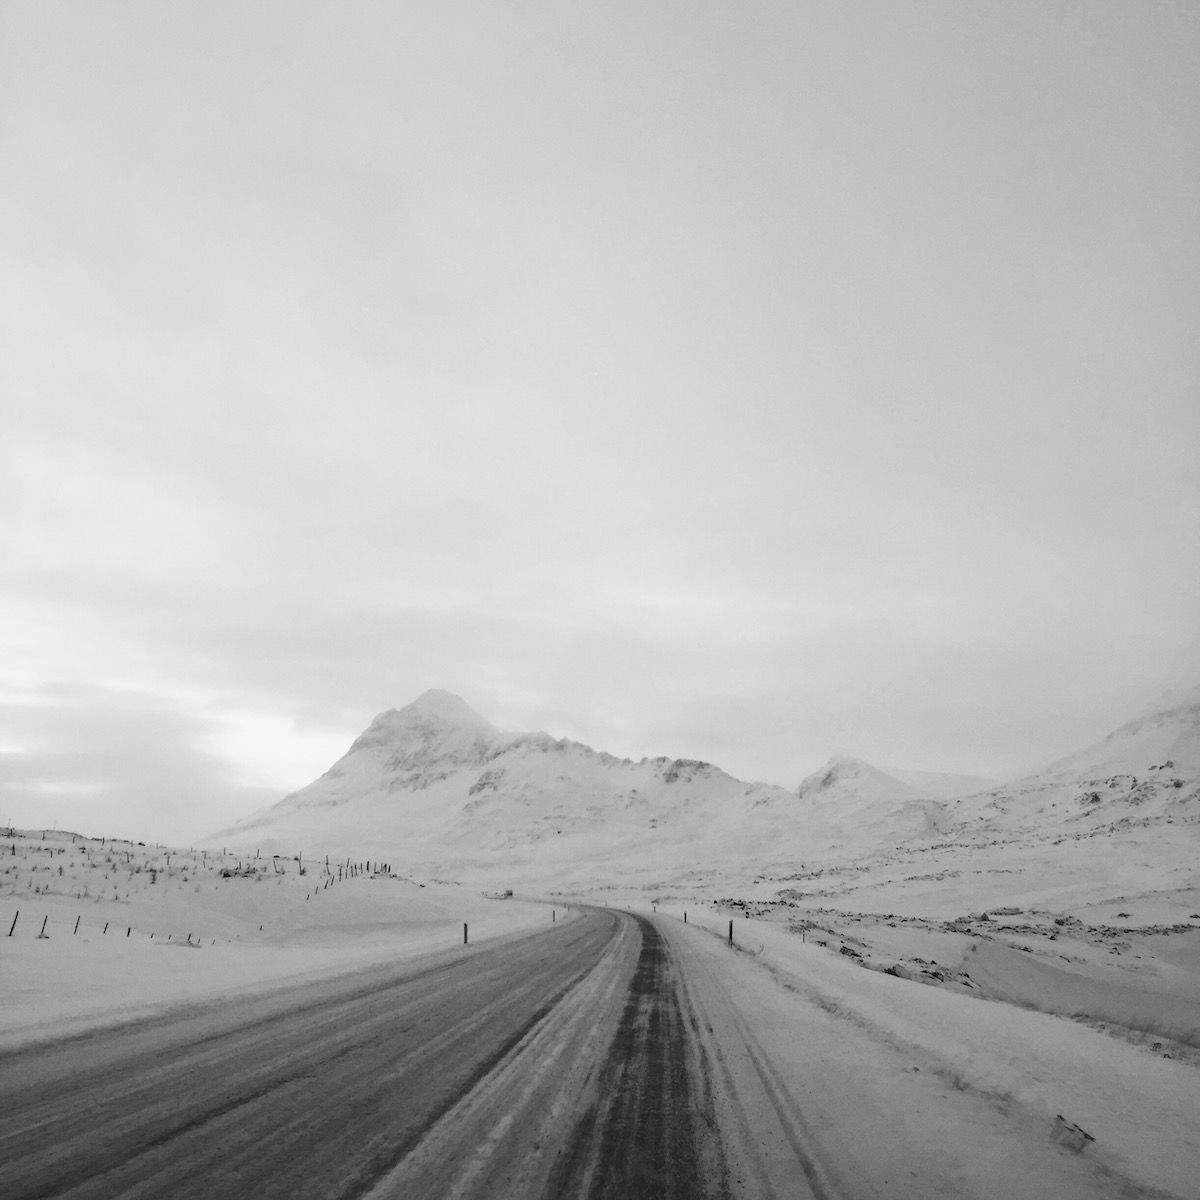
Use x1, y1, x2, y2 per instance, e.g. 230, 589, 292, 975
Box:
1, 908, 743, 1200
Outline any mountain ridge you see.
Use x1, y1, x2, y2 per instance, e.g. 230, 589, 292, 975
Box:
210, 687, 1200, 884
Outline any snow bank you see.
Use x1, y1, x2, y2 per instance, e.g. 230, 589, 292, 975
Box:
685, 908, 1200, 1198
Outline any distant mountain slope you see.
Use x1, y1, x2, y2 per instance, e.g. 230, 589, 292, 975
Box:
210, 686, 1200, 883
793, 756, 952, 844
212, 691, 810, 872
1043, 684, 1200, 780
952, 687, 1200, 837
885, 768, 995, 799
796, 756, 927, 805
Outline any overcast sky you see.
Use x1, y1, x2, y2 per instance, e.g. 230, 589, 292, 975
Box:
3, 2, 1198, 843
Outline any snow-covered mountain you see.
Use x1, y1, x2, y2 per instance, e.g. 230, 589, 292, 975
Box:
211, 686, 1200, 887
946, 686, 1200, 840
288, 690, 503, 806
792, 756, 954, 845
797, 756, 928, 807
1043, 683, 1200, 781
775, 689, 1200, 921
213, 690, 812, 874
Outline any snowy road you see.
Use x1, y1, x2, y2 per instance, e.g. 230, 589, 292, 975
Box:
0, 907, 1164, 1199
0, 909, 734, 1199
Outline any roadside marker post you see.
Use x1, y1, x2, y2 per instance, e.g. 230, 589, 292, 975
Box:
463, 923, 468, 945
728, 920, 734, 947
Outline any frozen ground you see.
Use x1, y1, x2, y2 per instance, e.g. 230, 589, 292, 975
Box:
0, 829, 550, 1049
655, 904, 1200, 1199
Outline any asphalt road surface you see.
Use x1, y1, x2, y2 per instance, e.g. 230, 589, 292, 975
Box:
1, 909, 813, 1200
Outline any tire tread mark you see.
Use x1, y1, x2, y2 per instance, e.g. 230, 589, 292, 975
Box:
544, 915, 730, 1200
670, 927, 843, 1200
349, 956, 600, 1198
1, 915, 616, 1200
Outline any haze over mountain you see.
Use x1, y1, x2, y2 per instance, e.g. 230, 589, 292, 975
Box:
946, 683, 1200, 837
793, 755, 954, 848
214, 690, 807, 877
211, 686, 1200, 895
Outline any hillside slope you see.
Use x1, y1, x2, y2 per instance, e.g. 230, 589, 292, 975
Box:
213, 691, 817, 877
212, 687, 1200, 900
952, 684, 1200, 839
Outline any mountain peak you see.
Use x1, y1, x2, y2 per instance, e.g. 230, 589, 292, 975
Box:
796, 755, 922, 801
345, 692, 498, 759
823, 754, 872, 772
404, 689, 488, 725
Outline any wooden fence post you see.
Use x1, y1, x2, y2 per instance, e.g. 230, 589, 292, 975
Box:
463, 923, 468, 945
728, 920, 733, 947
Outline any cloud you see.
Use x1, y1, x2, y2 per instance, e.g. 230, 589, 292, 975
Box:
0, 686, 287, 843
1, 4, 1198, 841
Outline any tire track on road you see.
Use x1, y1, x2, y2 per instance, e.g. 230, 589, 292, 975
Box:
658, 918, 841, 1200
545, 914, 730, 1200
0, 913, 622, 1200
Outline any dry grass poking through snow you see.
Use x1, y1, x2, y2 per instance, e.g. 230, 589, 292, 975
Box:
706, 895, 1200, 1068
0, 827, 551, 1049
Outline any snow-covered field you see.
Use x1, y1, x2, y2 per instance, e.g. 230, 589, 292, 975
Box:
0, 829, 551, 1049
